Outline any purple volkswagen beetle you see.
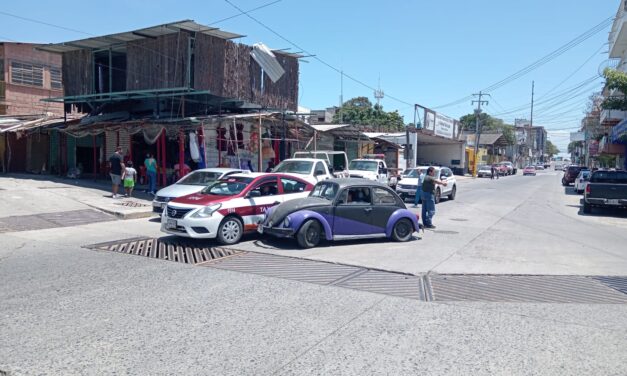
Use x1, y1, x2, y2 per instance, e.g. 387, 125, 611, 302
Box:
258, 179, 421, 248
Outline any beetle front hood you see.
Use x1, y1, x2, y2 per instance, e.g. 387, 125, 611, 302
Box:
266, 197, 329, 224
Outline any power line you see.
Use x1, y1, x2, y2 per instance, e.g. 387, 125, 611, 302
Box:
433, 16, 612, 109
223, 0, 415, 107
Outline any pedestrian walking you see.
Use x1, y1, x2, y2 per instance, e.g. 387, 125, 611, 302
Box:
490, 165, 495, 180
109, 146, 124, 198
421, 166, 448, 229
123, 161, 137, 197
144, 153, 157, 195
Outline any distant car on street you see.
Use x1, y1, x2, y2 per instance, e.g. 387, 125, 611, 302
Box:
523, 166, 536, 176
499, 161, 517, 175
477, 165, 492, 178
152, 168, 244, 214
574, 170, 591, 194
535, 164, 545, 170
259, 179, 421, 248
562, 166, 588, 186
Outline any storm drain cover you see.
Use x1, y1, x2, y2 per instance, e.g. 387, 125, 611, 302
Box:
0, 209, 114, 233
86, 237, 240, 265
113, 201, 150, 207
591, 276, 627, 295
205, 252, 426, 300
428, 274, 627, 304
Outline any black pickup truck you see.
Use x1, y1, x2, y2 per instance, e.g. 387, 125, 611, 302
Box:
582, 170, 627, 214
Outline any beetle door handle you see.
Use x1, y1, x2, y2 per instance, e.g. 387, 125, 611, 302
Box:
364, 207, 373, 213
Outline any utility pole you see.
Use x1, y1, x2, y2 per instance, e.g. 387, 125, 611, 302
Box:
471, 91, 489, 177
529, 81, 535, 164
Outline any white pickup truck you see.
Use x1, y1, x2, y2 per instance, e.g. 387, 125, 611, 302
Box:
272, 158, 333, 185
348, 157, 397, 188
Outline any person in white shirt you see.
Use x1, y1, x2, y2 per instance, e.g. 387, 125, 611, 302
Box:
123, 161, 137, 197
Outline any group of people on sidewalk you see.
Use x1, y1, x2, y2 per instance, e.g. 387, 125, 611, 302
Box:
108, 148, 165, 198
412, 167, 448, 229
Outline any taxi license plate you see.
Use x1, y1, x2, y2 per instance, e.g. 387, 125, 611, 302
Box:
166, 219, 177, 229
607, 199, 619, 205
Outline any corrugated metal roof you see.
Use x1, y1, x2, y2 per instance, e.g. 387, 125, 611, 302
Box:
250, 43, 285, 83
36, 20, 244, 53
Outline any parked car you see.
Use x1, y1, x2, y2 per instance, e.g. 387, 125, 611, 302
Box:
574, 170, 591, 194
535, 164, 545, 171
523, 166, 536, 176
152, 168, 244, 213
582, 170, 627, 214
477, 165, 492, 178
562, 166, 588, 186
259, 179, 421, 248
272, 158, 333, 185
499, 161, 517, 175
493, 164, 508, 176
161, 173, 314, 245
395, 166, 457, 203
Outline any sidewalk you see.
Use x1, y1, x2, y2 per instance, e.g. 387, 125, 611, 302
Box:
1, 173, 156, 220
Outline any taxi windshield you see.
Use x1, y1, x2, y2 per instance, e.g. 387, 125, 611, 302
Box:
201, 177, 253, 196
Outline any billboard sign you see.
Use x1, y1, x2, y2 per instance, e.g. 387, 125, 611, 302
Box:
570, 132, 585, 142
424, 109, 436, 132
434, 113, 455, 139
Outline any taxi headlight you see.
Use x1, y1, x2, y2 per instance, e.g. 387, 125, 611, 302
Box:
191, 203, 222, 218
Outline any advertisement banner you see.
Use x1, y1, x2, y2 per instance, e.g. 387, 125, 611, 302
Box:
570, 132, 585, 142
434, 114, 455, 139
424, 110, 436, 132
588, 140, 599, 156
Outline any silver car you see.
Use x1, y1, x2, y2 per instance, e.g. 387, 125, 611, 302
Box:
152, 168, 244, 213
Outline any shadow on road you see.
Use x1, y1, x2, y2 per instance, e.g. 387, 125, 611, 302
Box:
563, 186, 579, 196
252, 235, 421, 251
577, 206, 627, 218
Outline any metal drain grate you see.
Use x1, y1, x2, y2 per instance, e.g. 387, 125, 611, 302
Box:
113, 201, 150, 207
591, 276, 627, 295
428, 274, 627, 304
335, 269, 425, 300
207, 252, 362, 285
0, 209, 114, 233
86, 237, 240, 265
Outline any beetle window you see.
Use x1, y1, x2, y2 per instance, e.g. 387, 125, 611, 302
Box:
339, 187, 372, 205
373, 187, 397, 205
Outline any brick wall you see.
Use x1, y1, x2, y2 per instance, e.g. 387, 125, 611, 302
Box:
1, 43, 64, 116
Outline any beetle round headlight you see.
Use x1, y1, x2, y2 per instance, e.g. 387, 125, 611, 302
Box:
283, 216, 291, 227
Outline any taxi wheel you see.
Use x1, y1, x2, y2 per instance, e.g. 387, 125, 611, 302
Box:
297, 220, 321, 249
391, 218, 413, 242
217, 216, 243, 245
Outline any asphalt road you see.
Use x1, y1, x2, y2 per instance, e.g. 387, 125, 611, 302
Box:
1, 172, 626, 375
235, 169, 627, 276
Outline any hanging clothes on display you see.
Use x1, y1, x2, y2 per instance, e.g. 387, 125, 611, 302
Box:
189, 131, 200, 162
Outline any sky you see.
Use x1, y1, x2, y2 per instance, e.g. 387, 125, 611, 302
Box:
0, 0, 619, 152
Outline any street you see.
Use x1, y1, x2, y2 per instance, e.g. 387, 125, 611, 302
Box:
1, 171, 626, 375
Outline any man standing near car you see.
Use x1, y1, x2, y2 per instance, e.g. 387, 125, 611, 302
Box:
109, 146, 124, 198
421, 166, 448, 229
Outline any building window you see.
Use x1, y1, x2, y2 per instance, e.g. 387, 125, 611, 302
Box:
0, 59, 4, 81
50, 67, 62, 90
11, 61, 44, 87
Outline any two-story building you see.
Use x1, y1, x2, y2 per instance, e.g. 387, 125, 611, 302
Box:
36, 20, 304, 183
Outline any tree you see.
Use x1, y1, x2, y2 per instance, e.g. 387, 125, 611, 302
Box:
545, 140, 560, 158
568, 141, 583, 153
459, 113, 516, 145
602, 68, 627, 110
332, 96, 405, 131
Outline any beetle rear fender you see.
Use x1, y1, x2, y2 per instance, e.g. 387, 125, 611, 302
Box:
386, 209, 420, 237
289, 210, 333, 240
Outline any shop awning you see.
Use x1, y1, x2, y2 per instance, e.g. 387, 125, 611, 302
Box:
0, 116, 73, 133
